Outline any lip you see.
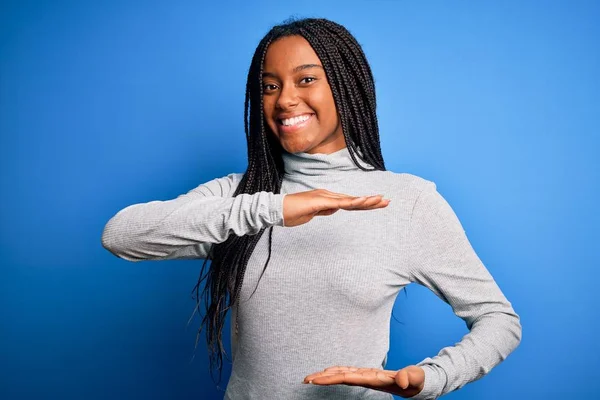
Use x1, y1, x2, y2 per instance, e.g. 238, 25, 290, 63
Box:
278, 112, 314, 120
277, 113, 315, 134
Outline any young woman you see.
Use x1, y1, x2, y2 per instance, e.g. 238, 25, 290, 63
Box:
102, 18, 522, 400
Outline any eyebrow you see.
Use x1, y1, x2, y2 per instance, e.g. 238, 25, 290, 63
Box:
262, 64, 323, 78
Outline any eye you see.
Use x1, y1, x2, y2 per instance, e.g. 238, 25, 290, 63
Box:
263, 83, 278, 92
300, 77, 316, 85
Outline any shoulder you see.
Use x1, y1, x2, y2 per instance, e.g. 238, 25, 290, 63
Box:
372, 170, 437, 199
383, 170, 435, 189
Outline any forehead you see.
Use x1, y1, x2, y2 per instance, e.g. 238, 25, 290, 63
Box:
263, 35, 322, 72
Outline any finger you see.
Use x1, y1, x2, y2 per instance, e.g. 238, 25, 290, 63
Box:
319, 190, 381, 202
309, 372, 358, 385
321, 367, 396, 379
304, 371, 340, 383
339, 195, 385, 210
305, 366, 361, 382
358, 198, 391, 210
322, 196, 367, 212
323, 366, 359, 372
316, 197, 389, 215
317, 190, 388, 206
343, 196, 370, 210
319, 189, 359, 198
311, 371, 396, 387
317, 190, 357, 199
351, 196, 391, 210
408, 367, 423, 386
396, 368, 409, 390
305, 368, 393, 381
304, 369, 365, 383
354, 195, 385, 208
337, 195, 377, 210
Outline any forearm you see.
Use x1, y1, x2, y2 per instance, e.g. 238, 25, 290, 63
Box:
412, 310, 522, 399
101, 191, 285, 261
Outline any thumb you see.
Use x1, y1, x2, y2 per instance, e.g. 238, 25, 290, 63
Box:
395, 366, 424, 390
395, 368, 409, 389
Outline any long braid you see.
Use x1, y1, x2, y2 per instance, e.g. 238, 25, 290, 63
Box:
188, 17, 387, 387
321, 21, 382, 164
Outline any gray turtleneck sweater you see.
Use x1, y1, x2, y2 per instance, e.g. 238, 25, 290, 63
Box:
101, 146, 522, 400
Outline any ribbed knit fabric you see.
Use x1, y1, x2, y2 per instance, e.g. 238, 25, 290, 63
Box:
101, 146, 521, 399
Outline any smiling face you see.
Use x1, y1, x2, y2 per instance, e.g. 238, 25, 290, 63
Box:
262, 35, 346, 155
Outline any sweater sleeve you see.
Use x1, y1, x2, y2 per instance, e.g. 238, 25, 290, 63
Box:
406, 181, 522, 400
101, 172, 286, 261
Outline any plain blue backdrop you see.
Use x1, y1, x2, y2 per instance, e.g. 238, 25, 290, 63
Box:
1, 1, 598, 399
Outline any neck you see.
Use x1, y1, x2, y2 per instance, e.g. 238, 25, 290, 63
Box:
281, 145, 373, 177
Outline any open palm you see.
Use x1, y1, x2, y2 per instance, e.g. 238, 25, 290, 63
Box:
303, 365, 425, 398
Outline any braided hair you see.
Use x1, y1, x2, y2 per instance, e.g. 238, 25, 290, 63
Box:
189, 17, 387, 385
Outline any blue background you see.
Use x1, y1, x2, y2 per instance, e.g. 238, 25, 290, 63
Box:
1, 1, 598, 399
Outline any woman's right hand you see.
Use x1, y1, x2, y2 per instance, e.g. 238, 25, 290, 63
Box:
282, 189, 391, 227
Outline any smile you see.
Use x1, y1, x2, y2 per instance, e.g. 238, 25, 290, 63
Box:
277, 113, 315, 133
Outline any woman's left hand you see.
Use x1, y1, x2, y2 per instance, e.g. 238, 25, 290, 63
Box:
303, 365, 425, 398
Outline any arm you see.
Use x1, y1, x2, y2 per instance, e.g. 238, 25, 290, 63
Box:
407, 181, 522, 399
101, 173, 286, 261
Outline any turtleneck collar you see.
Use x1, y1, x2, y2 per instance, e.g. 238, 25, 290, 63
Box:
281, 146, 373, 177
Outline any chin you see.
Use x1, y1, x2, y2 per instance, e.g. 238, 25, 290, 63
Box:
281, 140, 314, 154
282, 145, 304, 154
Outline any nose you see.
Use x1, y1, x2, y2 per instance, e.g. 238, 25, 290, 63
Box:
275, 83, 299, 110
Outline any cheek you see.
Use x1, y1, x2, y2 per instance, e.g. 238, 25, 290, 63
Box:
309, 85, 337, 122
262, 99, 278, 132
309, 90, 338, 126
262, 98, 273, 119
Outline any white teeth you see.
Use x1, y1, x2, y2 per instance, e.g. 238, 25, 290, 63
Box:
281, 114, 311, 126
